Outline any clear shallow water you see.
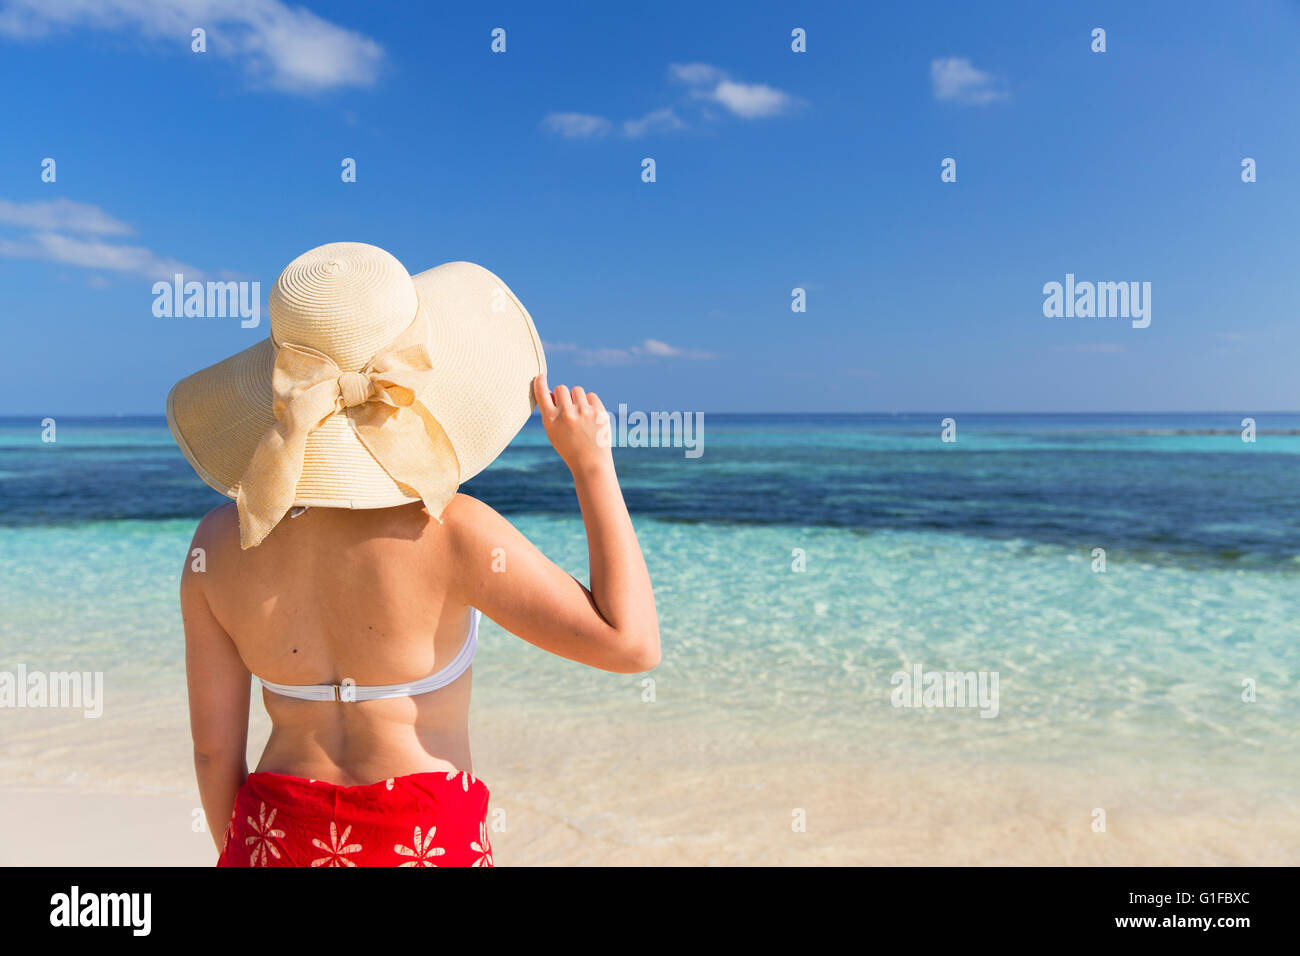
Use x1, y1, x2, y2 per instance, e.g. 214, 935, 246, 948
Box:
0, 414, 1297, 793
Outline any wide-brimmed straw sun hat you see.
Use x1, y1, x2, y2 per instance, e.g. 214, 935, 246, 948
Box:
166, 241, 546, 549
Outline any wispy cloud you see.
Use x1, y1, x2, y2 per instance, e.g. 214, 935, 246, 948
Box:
667, 62, 725, 86
542, 107, 685, 141
542, 62, 798, 140
622, 107, 684, 138
540, 112, 612, 139
930, 57, 1006, 105
546, 339, 719, 366
671, 62, 799, 118
0, 198, 133, 235
0, 0, 384, 94
0, 198, 205, 278
640, 338, 716, 358
0, 232, 204, 278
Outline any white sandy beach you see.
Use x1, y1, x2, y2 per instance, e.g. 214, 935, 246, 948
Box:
3, 699, 1296, 866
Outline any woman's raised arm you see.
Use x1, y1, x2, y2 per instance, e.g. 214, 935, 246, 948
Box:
445, 375, 659, 673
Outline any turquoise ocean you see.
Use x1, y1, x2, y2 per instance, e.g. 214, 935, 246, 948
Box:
1, 413, 1297, 862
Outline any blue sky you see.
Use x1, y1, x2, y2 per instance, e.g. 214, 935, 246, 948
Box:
1, 0, 1297, 414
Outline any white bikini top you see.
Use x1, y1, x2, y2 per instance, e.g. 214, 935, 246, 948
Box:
259, 507, 479, 702
259, 609, 480, 703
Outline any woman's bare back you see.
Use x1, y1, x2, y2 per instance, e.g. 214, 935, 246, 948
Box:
194, 498, 479, 784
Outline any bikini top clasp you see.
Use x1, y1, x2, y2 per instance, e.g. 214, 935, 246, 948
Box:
258, 609, 480, 703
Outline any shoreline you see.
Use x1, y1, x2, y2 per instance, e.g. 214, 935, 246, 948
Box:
3, 661, 1297, 865
3, 699, 1296, 866
3, 756, 1295, 866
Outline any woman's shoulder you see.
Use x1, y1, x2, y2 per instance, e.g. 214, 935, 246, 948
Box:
192, 502, 239, 547
178, 503, 238, 589
441, 492, 492, 522
438, 493, 518, 549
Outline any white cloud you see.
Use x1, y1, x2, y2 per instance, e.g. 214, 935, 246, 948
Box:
544, 63, 798, 140
641, 339, 717, 359
705, 79, 794, 118
669, 62, 798, 118
541, 112, 612, 139
546, 338, 718, 366
622, 108, 684, 138
668, 62, 725, 86
544, 108, 684, 140
0, 198, 206, 278
0, 231, 204, 278
0, 0, 383, 94
0, 198, 133, 235
930, 57, 1006, 105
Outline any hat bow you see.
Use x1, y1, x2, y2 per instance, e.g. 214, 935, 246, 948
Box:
234, 340, 460, 549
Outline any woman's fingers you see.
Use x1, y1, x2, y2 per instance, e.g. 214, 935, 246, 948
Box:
533, 374, 556, 417
533, 378, 616, 471
553, 384, 573, 414
536, 375, 605, 423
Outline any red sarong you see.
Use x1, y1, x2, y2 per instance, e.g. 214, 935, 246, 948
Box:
217, 769, 493, 867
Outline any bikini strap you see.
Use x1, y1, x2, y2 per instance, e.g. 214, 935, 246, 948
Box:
259, 609, 479, 702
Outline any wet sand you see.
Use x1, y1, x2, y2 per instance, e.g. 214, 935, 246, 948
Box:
3, 700, 1295, 866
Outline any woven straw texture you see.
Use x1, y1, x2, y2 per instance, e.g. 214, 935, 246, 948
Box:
166, 242, 545, 510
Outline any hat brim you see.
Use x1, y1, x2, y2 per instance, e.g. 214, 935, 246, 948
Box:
166, 260, 545, 509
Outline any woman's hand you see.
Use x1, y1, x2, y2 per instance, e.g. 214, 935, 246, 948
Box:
534, 374, 613, 474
